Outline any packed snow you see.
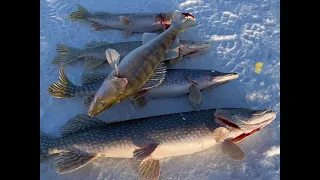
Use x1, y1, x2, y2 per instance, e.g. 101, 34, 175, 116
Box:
40, 0, 280, 179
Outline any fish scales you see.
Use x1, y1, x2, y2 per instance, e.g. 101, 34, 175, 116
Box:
46, 109, 218, 158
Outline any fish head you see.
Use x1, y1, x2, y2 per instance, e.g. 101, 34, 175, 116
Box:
178, 40, 212, 58
214, 108, 276, 142
209, 71, 239, 88
88, 77, 128, 117
158, 12, 195, 29
162, 12, 195, 20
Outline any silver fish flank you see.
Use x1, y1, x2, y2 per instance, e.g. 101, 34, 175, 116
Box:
47, 66, 238, 108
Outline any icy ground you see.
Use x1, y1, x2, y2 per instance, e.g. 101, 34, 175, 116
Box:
40, 0, 280, 179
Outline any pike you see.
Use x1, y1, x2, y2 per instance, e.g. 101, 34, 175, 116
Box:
52, 40, 211, 69
40, 108, 276, 179
69, 4, 195, 37
88, 10, 198, 116
47, 66, 239, 108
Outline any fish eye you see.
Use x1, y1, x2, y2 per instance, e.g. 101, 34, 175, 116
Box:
99, 101, 105, 107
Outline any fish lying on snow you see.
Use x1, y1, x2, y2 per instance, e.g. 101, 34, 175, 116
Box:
69, 4, 195, 37
88, 10, 198, 117
40, 108, 276, 179
52, 40, 211, 69
47, 66, 239, 108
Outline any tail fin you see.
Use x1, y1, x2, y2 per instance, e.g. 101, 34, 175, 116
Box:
47, 66, 79, 98
171, 10, 198, 32
52, 44, 82, 65
40, 132, 55, 160
69, 4, 91, 20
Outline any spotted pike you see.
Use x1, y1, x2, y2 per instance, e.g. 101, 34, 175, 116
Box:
47, 66, 238, 108
40, 108, 276, 179
52, 40, 211, 69
88, 10, 198, 116
69, 4, 195, 37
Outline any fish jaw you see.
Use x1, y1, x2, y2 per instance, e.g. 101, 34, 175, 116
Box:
179, 41, 212, 58
208, 72, 239, 89
214, 108, 276, 142
88, 80, 120, 117
157, 12, 196, 29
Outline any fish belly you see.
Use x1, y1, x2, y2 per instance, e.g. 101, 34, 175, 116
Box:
151, 137, 217, 159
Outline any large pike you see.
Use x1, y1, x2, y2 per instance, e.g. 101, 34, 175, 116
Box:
69, 4, 195, 37
52, 40, 211, 69
40, 108, 276, 179
47, 66, 239, 108
88, 10, 198, 116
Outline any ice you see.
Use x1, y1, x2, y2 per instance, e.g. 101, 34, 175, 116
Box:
40, 0, 280, 179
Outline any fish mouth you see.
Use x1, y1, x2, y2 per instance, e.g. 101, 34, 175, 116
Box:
88, 103, 113, 117
214, 109, 276, 142
209, 73, 239, 89
181, 12, 195, 20
179, 41, 212, 58
211, 72, 239, 82
158, 12, 195, 29
88, 108, 98, 117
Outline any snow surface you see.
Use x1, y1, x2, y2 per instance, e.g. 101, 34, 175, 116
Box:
40, 0, 280, 179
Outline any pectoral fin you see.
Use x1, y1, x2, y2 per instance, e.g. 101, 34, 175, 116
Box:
105, 48, 121, 75
188, 79, 201, 108
221, 138, 245, 161
54, 152, 98, 174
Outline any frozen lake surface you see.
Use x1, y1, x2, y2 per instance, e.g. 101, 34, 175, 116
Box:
40, 0, 280, 179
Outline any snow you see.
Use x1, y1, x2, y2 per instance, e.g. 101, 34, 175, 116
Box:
40, 0, 280, 179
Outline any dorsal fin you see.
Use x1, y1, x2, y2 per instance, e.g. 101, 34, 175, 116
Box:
60, 115, 107, 136
85, 41, 110, 48
81, 72, 108, 85
141, 62, 167, 90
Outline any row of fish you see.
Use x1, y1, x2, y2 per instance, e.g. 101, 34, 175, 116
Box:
41, 4, 277, 180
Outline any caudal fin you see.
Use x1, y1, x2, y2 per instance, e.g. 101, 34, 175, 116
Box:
47, 66, 79, 98
171, 10, 198, 32
40, 132, 56, 160
52, 44, 82, 65
69, 4, 91, 20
